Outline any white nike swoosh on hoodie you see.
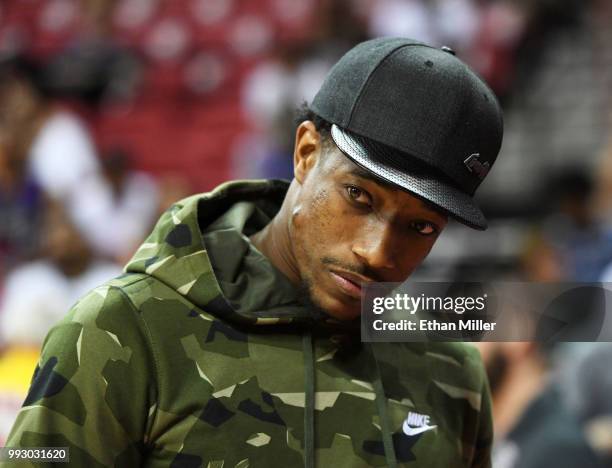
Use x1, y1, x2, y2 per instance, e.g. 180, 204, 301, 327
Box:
402, 420, 438, 436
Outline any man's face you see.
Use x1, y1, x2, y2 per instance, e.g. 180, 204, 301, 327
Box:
290, 122, 448, 320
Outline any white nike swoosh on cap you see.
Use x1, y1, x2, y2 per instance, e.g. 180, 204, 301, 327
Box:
402, 420, 438, 436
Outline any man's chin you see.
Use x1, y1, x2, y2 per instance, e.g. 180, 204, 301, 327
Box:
299, 277, 362, 321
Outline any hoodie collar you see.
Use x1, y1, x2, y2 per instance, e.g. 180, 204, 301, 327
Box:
126, 180, 339, 327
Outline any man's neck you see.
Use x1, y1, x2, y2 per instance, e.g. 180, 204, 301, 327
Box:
249, 186, 301, 285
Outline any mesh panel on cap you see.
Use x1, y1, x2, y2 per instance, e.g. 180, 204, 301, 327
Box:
331, 125, 487, 230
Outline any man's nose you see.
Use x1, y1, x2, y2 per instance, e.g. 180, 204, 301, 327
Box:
351, 224, 399, 271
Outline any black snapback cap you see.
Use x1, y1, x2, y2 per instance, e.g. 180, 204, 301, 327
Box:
311, 37, 504, 230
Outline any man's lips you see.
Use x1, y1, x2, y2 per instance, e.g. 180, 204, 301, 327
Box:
329, 269, 375, 299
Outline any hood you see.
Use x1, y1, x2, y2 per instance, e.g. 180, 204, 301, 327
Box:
125, 179, 334, 328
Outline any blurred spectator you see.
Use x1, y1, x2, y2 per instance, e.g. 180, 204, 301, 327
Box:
0, 55, 108, 235
0, 53, 152, 262
240, 42, 333, 180
0, 129, 43, 279
468, 0, 527, 100
542, 168, 612, 281
238, 0, 367, 181
72, 148, 159, 263
559, 343, 612, 466
0, 202, 121, 349
519, 230, 565, 282
368, 0, 437, 44
475, 342, 603, 468
366, 0, 481, 54
0, 199, 120, 442
44, 0, 141, 106
594, 132, 612, 228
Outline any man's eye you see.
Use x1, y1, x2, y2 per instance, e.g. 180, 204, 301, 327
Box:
410, 221, 438, 236
346, 186, 371, 205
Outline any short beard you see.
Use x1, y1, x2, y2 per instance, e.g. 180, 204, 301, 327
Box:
295, 275, 331, 321
296, 275, 361, 330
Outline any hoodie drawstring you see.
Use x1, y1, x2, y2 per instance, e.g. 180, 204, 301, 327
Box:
301, 336, 396, 468
371, 343, 398, 468
302, 331, 315, 468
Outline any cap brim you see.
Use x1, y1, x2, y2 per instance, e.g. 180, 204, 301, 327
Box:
331, 124, 487, 230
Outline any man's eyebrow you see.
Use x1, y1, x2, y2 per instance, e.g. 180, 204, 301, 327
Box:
348, 165, 448, 219
347, 165, 398, 190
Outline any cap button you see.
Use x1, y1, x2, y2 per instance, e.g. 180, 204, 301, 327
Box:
441, 46, 456, 55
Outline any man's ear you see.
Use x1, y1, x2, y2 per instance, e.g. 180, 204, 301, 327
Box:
293, 121, 321, 184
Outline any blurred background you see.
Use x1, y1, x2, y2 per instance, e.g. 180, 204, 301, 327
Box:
0, 0, 611, 465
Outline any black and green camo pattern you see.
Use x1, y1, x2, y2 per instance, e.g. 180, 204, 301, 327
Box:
4, 180, 493, 467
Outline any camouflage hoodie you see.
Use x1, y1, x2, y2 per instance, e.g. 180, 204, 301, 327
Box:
5, 180, 492, 468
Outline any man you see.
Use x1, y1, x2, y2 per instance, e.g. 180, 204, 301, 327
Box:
4, 38, 503, 467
